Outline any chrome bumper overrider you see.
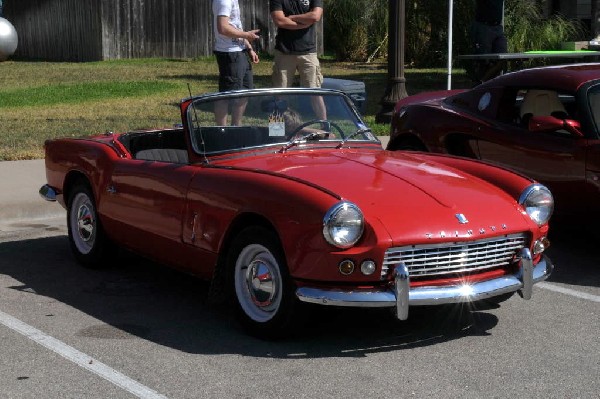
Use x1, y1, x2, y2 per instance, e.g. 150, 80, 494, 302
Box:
296, 249, 553, 321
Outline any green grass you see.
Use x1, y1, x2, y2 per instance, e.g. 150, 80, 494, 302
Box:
0, 81, 178, 108
0, 57, 471, 160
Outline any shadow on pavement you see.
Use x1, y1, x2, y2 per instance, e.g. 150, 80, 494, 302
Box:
0, 235, 513, 358
546, 225, 600, 288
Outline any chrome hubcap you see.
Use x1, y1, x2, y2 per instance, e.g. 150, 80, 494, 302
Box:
247, 259, 276, 307
235, 244, 282, 323
70, 192, 96, 255
77, 204, 94, 242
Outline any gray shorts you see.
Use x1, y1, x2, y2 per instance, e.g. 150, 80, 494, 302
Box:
214, 50, 253, 91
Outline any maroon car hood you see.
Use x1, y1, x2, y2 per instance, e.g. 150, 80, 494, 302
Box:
222, 148, 532, 244
394, 89, 466, 110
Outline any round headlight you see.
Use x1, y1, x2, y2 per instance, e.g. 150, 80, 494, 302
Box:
519, 184, 554, 226
323, 201, 364, 248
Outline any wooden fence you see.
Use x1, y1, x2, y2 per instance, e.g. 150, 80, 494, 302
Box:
5, 0, 322, 62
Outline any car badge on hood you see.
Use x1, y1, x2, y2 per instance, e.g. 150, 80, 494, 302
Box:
455, 213, 469, 224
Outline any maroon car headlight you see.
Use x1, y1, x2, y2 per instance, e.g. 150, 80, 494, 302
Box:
323, 201, 364, 249
519, 184, 554, 226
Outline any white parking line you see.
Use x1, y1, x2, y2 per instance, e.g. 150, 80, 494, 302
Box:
0, 310, 168, 399
538, 282, 600, 303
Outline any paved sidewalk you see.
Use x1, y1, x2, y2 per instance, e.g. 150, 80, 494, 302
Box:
0, 159, 66, 223
0, 136, 390, 224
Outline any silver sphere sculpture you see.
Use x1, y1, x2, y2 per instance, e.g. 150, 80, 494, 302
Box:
0, 17, 18, 61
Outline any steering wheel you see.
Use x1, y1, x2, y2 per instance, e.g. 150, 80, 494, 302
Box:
289, 119, 345, 139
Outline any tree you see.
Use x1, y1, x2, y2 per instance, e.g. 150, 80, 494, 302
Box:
592, 0, 600, 38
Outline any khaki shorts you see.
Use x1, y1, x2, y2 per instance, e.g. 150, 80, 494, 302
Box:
272, 50, 323, 88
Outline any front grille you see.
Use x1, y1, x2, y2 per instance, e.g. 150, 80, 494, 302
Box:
382, 233, 527, 279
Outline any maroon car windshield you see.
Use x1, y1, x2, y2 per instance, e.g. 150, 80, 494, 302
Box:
588, 84, 600, 134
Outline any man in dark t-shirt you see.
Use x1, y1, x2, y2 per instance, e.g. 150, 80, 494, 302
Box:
269, 0, 324, 88
473, 0, 506, 54
270, 0, 325, 118
469, 0, 507, 83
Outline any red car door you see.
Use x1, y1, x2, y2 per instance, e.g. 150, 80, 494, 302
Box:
99, 159, 197, 265
584, 141, 600, 218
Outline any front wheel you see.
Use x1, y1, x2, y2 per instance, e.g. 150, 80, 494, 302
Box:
228, 226, 298, 339
67, 183, 113, 268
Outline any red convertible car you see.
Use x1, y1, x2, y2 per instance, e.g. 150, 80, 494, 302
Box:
41, 88, 554, 338
387, 63, 600, 222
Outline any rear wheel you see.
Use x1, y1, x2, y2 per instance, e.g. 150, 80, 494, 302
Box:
228, 226, 298, 339
67, 182, 113, 268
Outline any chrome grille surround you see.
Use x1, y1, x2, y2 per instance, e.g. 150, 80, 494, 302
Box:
382, 233, 528, 279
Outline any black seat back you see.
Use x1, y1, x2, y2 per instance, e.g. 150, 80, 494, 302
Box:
197, 126, 263, 153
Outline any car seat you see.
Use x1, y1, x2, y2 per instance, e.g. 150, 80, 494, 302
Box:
519, 89, 568, 127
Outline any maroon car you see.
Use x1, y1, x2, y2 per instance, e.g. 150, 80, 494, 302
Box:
387, 63, 600, 221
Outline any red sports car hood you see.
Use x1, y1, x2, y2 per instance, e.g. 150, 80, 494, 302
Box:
224, 148, 533, 245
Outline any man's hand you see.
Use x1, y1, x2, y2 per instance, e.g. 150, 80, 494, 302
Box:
245, 29, 260, 41
248, 49, 259, 64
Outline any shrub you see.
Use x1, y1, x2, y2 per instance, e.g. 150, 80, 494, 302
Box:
324, 0, 585, 67
505, 0, 586, 53
323, 0, 388, 62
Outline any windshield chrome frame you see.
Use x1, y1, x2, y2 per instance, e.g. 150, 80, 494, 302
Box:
185, 88, 375, 157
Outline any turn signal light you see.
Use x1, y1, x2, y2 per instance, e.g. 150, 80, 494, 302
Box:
338, 260, 355, 275
533, 236, 550, 255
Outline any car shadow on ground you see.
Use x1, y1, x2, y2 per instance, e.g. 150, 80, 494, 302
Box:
545, 224, 600, 289
1, 235, 548, 359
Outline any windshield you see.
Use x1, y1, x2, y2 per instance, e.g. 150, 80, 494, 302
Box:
588, 84, 600, 135
187, 89, 375, 155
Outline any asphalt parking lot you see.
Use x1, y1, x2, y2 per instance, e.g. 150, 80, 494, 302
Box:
0, 216, 598, 399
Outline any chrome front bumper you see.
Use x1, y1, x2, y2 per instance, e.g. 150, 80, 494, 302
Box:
296, 249, 553, 320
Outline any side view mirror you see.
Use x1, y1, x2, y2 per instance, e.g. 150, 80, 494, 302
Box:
528, 115, 584, 137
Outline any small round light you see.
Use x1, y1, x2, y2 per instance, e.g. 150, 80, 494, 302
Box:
360, 260, 376, 276
542, 236, 550, 248
339, 260, 355, 275
533, 239, 545, 255
533, 237, 550, 255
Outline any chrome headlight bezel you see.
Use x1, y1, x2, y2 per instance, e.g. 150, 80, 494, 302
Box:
323, 201, 364, 249
519, 184, 554, 226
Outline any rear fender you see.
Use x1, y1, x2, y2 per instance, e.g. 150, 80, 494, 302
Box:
44, 138, 121, 210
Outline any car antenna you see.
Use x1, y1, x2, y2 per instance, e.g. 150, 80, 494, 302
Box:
187, 83, 209, 164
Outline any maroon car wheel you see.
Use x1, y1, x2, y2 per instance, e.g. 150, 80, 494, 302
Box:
229, 226, 298, 339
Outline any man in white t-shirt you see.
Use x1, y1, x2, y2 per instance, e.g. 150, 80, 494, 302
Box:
212, 0, 260, 125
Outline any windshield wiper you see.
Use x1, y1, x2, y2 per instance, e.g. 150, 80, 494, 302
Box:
335, 128, 373, 149
279, 132, 327, 152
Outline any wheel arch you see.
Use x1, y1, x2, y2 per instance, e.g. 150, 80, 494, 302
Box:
387, 133, 428, 151
220, 212, 281, 257
63, 170, 92, 206
442, 132, 480, 158
208, 212, 283, 304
